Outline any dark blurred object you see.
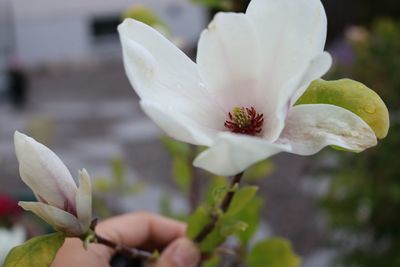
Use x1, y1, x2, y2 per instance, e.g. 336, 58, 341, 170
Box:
111, 254, 143, 267
7, 58, 28, 109
0, 193, 21, 228
91, 14, 120, 42
192, 0, 249, 12
192, 0, 250, 19
322, 0, 400, 42
319, 19, 400, 267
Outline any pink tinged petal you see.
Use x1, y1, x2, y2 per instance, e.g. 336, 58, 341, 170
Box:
118, 19, 223, 145
278, 104, 377, 155
193, 132, 291, 176
246, 0, 328, 139
140, 100, 217, 146
18, 202, 82, 236
76, 169, 92, 234
196, 13, 262, 111
14, 132, 77, 212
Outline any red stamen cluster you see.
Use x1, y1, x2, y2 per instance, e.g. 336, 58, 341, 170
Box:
224, 106, 264, 136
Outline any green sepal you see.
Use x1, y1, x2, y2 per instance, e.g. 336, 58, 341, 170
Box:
4, 233, 65, 267
247, 238, 301, 267
296, 79, 389, 139
82, 229, 96, 250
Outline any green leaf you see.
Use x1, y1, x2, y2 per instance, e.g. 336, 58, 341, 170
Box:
172, 156, 193, 192
186, 206, 211, 240
161, 136, 192, 158
296, 79, 389, 139
236, 196, 263, 246
4, 233, 65, 267
199, 186, 258, 252
206, 176, 229, 206
247, 238, 301, 267
244, 160, 274, 181
199, 216, 242, 253
221, 221, 248, 236
227, 186, 259, 215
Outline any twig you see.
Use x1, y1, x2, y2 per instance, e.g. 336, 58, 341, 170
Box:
220, 173, 244, 212
95, 233, 154, 261
194, 172, 244, 243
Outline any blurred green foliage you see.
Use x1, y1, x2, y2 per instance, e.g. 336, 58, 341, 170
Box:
319, 19, 400, 267
92, 158, 144, 218
247, 238, 301, 267
122, 5, 170, 36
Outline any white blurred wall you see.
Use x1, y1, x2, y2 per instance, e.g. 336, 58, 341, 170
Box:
5, 0, 207, 67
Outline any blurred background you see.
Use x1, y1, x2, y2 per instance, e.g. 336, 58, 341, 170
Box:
0, 0, 399, 266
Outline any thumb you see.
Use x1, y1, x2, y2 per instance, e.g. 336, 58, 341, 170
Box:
152, 238, 200, 267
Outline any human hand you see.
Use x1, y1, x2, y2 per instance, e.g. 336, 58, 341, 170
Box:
52, 212, 200, 267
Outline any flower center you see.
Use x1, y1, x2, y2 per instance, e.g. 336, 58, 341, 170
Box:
224, 106, 264, 136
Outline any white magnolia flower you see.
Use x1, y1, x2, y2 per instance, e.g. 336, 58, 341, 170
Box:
118, 0, 377, 176
0, 225, 25, 265
14, 132, 92, 236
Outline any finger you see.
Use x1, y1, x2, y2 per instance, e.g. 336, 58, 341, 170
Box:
53, 212, 186, 266
150, 238, 200, 267
96, 212, 186, 254
52, 238, 110, 267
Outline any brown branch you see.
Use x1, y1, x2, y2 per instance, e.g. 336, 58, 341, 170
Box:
220, 173, 244, 212
95, 234, 154, 261
194, 172, 244, 243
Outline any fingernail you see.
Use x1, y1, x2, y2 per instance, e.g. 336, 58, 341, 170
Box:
171, 239, 200, 267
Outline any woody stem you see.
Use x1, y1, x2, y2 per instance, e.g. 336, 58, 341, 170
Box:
194, 172, 244, 243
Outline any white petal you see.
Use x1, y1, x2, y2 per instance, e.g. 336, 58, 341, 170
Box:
140, 100, 219, 146
118, 19, 223, 145
193, 132, 290, 176
246, 0, 327, 69
14, 132, 77, 211
19, 202, 82, 236
197, 13, 262, 111
246, 0, 328, 127
278, 104, 377, 155
290, 52, 333, 105
265, 52, 332, 141
76, 169, 92, 234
